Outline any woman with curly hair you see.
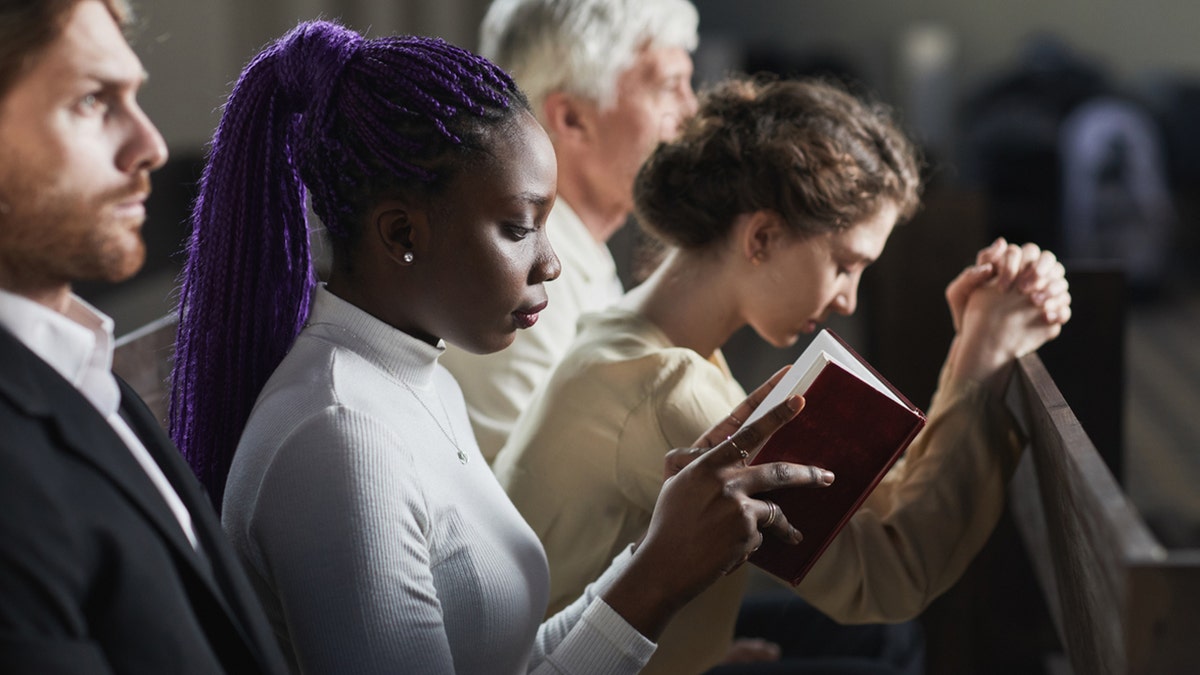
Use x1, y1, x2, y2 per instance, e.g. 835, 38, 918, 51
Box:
495, 76, 1072, 675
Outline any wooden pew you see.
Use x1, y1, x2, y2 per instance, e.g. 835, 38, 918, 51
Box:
1007, 352, 1200, 675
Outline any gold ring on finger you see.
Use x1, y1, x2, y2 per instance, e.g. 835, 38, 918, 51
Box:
762, 500, 779, 529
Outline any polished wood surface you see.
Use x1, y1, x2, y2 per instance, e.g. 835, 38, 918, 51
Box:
1010, 352, 1199, 675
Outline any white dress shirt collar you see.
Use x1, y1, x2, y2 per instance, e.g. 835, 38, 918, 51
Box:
0, 287, 201, 551
0, 289, 120, 416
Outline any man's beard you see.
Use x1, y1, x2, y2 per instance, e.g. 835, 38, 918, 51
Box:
0, 169, 152, 290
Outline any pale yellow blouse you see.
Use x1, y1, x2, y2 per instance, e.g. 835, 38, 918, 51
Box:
494, 307, 1022, 675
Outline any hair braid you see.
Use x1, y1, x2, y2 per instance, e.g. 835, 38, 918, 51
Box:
170, 20, 528, 510
170, 48, 315, 508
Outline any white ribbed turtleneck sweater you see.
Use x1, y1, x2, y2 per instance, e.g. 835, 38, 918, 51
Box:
222, 286, 654, 674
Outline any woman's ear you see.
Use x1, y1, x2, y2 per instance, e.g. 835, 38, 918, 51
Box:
739, 210, 787, 265
371, 199, 426, 266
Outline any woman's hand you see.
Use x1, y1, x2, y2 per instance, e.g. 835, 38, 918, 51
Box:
946, 239, 1072, 390
663, 366, 791, 480
604, 394, 834, 641
947, 238, 1072, 333
945, 260, 998, 334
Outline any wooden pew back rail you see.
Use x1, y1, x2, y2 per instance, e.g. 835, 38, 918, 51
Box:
1008, 353, 1198, 675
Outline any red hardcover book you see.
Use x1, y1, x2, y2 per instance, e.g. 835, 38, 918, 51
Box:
740, 329, 926, 586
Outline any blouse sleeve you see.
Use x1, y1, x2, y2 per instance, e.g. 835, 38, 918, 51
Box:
796, 361, 1024, 623
613, 351, 747, 513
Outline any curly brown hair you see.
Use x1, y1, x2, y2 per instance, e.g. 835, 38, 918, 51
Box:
633, 76, 921, 250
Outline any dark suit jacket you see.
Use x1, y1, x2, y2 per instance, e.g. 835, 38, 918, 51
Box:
0, 326, 288, 674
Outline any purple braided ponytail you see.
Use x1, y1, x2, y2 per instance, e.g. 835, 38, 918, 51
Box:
170, 20, 527, 510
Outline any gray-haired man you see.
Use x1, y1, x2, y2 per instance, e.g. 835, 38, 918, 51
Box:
441, 0, 699, 461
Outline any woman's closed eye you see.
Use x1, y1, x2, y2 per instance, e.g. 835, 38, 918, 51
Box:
504, 222, 537, 241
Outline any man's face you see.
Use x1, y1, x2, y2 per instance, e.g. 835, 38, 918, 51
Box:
583, 44, 697, 219
0, 0, 167, 306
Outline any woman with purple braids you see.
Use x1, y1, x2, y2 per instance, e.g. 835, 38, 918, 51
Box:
170, 20, 831, 674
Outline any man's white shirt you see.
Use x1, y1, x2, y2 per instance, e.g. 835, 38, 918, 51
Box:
0, 288, 200, 550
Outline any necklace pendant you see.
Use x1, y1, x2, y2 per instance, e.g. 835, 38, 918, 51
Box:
457, 448, 469, 465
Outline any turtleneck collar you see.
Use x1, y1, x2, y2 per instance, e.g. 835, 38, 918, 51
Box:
304, 285, 445, 390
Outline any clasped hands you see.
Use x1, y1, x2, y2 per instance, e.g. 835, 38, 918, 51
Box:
945, 237, 1073, 389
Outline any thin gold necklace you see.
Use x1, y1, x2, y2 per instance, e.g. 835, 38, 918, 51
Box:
399, 380, 469, 465
322, 322, 469, 465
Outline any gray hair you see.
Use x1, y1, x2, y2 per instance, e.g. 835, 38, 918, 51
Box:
479, 0, 699, 119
